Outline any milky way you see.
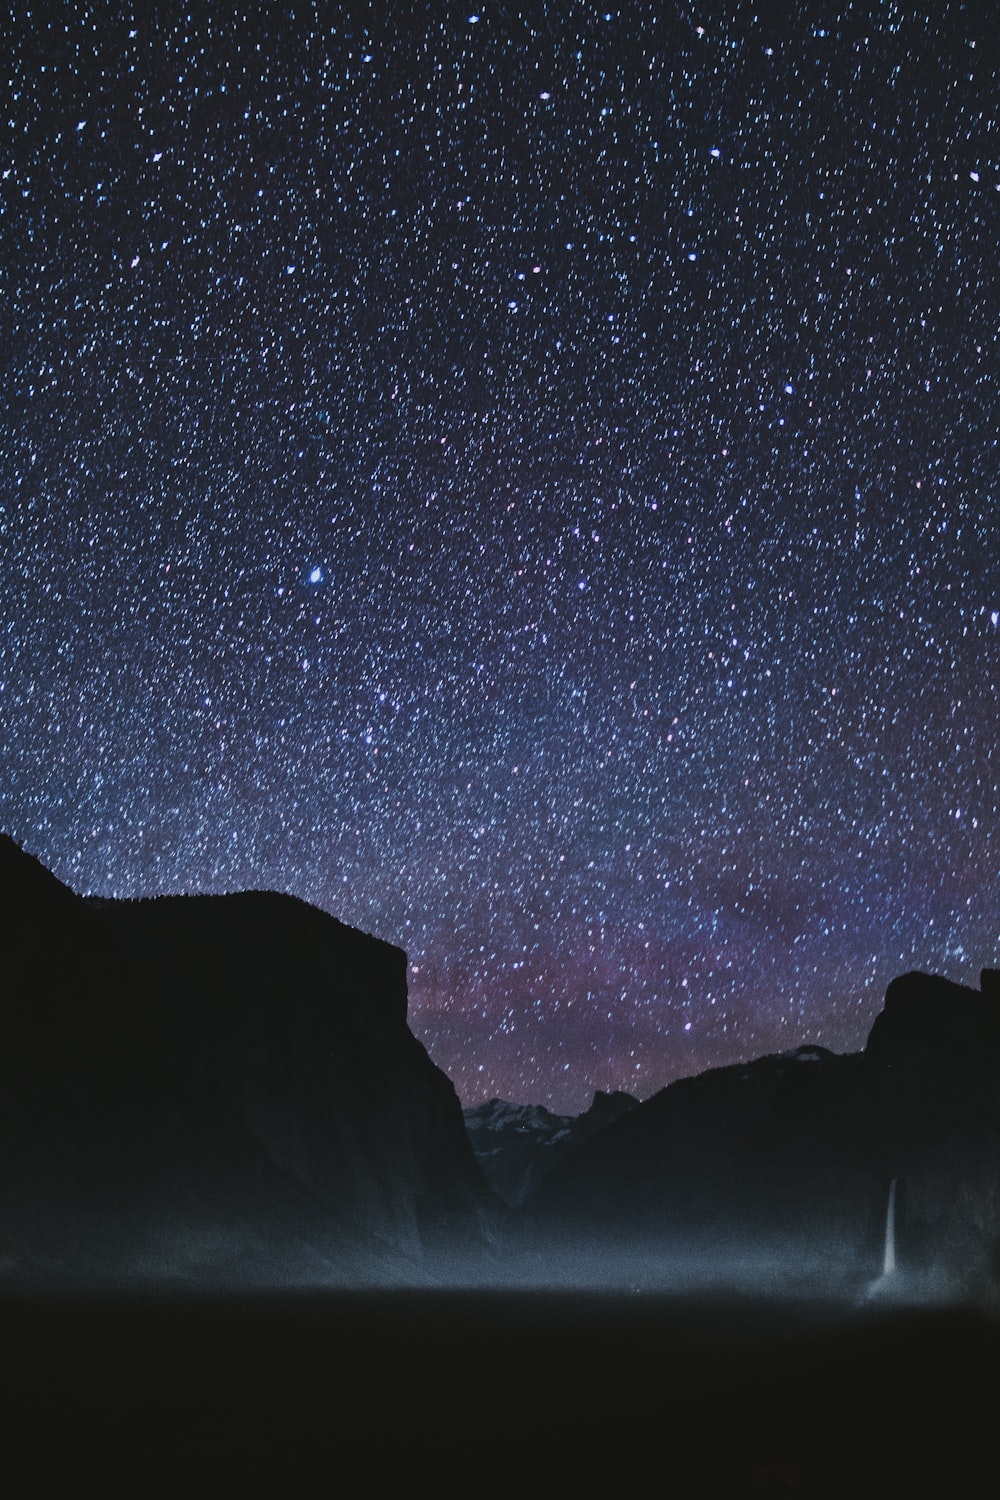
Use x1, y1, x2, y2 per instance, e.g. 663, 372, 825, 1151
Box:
3, 3, 999, 1110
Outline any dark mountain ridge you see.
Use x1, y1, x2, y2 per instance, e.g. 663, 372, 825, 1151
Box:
520, 969, 1000, 1300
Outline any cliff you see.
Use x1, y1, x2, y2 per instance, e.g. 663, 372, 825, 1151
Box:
93, 888, 488, 1258
0, 834, 490, 1283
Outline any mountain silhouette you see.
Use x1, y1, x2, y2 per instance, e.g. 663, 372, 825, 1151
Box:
5, 830, 1000, 1303
5, 835, 1000, 1489
519, 972, 1000, 1300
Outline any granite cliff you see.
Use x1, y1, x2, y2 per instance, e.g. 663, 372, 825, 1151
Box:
0, 834, 491, 1283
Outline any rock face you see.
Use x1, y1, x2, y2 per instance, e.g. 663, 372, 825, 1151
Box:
465, 1091, 637, 1206
94, 889, 487, 1258
862, 970, 1000, 1287
0, 834, 490, 1284
866, 970, 1000, 1080
522, 972, 1000, 1297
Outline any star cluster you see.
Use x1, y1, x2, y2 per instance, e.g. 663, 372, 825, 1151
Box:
3, 3, 999, 1110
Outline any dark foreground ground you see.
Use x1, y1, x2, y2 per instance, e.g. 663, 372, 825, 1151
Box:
1, 1285, 997, 1494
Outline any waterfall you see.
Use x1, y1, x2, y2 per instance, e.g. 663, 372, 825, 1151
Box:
881, 1178, 897, 1278
861, 1177, 903, 1304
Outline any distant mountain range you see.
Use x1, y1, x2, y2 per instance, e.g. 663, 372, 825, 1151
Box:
463, 1091, 637, 1205
3, 831, 1000, 1302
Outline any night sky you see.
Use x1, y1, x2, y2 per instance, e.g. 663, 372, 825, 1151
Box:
3, 3, 999, 1112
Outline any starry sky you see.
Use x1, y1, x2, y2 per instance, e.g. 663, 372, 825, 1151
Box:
3, 2, 999, 1112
